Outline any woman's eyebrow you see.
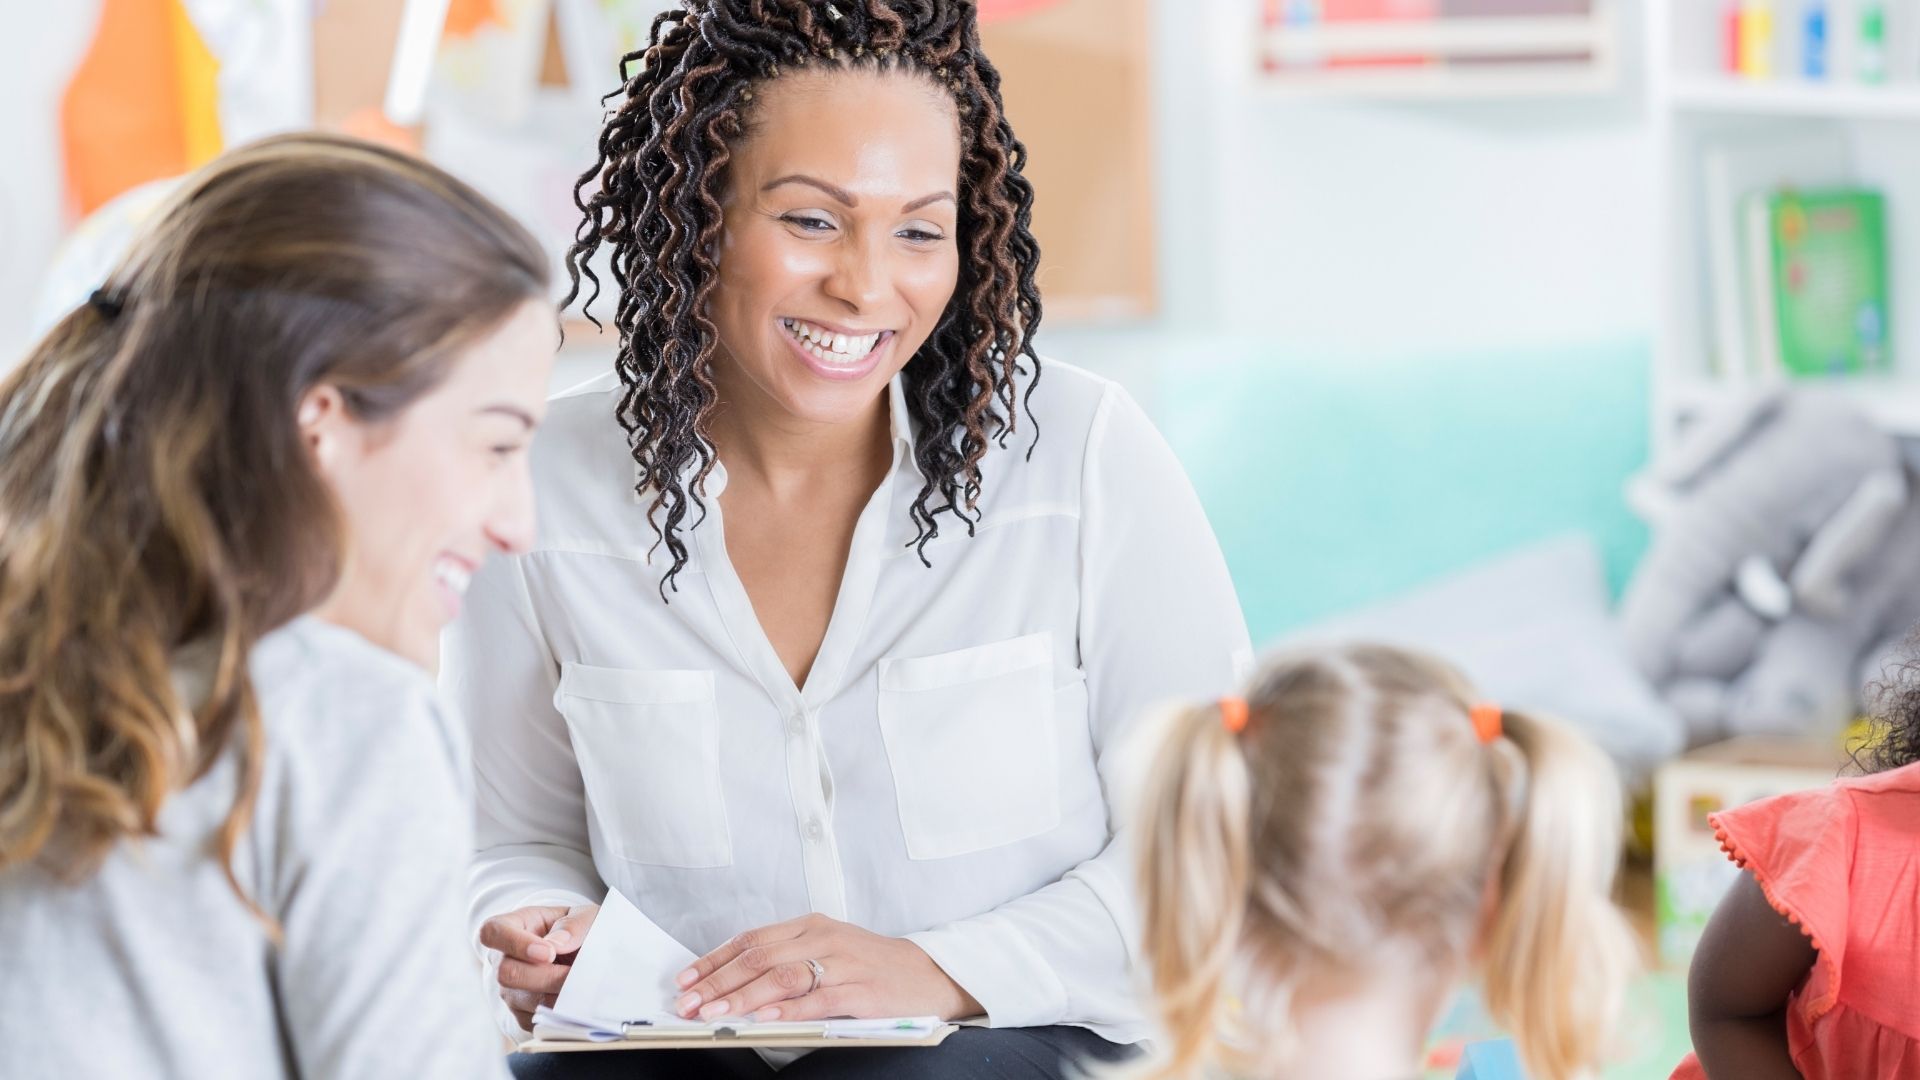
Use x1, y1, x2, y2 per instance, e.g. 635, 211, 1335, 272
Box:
764, 175, 858, 205
478, 404, 536, 429
763, 175, 955, 214
901, 191, 956, 213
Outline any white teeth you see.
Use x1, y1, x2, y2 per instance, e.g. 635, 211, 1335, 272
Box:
783, 319, 884, 363
434, 559, 473, 596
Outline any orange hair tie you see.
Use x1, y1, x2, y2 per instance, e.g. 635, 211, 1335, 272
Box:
1219, 697, 1250, 735
1470, 702, 1503, 744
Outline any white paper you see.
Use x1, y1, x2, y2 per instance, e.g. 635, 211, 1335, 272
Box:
533, 889, 946, 1046
823, 1017, 943, 1039
544, 887, 697, 1033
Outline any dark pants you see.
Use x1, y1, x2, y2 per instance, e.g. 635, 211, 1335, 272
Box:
507, 1026, 1140, 1080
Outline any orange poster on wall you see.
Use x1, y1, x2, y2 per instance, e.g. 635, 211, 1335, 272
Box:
59, 0, 223, 219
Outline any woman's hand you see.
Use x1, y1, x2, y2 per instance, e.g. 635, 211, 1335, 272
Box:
673, 912, 982, 1023
478, 903, 600, 1030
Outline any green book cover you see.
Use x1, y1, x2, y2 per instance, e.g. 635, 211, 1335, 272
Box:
1764, 188, 1891, 377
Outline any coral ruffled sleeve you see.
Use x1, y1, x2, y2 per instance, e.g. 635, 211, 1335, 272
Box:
1707, 784, 1859, 1024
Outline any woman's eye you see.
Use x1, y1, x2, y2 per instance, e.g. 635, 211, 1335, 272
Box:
782, 214, 834, 233
491, 444, 524, 460
899, 228, 945, 244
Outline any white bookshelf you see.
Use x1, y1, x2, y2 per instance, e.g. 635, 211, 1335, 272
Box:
1670, 76, 1920, 118
1651, 1, 1920, 454
1259, 4, 1621, 99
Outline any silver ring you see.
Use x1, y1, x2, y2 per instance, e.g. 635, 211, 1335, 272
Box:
804, 957, 825, 994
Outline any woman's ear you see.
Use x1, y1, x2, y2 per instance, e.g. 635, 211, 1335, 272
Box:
296, 384, 352, 475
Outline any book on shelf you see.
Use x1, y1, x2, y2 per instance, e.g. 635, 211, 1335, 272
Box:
1263, 0, 1595, 71
1741, 187, 1890, 378
1718, 0, 1920, 84
1443, 0, 1594, 67
1700, 130, 1853, 377
1320, 0, 1439, 69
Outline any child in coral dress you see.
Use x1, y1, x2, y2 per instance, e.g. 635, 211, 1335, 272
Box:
1676, 674, 1920, 1079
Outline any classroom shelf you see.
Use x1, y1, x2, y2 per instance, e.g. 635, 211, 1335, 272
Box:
1257, 5, 1619, 100
1650, 1, 1920, 455
1259, 63, 1616, 99
1265, 13, 1605, 57
1670, 76, 1920, 120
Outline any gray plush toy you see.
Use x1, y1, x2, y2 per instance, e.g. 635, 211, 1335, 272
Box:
1620, 389, 1920, 746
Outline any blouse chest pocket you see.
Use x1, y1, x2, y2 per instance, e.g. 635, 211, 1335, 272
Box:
876, 632, 1062, 860
555, 663, 732, 869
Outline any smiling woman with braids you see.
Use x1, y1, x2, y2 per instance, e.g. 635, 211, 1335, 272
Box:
443, 4, 1250, 1078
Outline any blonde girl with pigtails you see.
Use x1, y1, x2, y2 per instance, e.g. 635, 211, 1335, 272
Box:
1124, 644, 1639, 1080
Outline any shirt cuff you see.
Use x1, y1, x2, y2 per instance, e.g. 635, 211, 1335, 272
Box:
907, 913, 1070, 1029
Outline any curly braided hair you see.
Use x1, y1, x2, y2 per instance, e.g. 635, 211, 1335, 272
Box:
565, 0, 1043, 593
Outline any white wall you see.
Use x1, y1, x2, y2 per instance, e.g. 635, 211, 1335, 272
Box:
1040, 0, 1657, 378
1, 4, 102, 364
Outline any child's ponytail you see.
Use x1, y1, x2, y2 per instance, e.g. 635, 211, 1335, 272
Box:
1479, 709, 1638, 1080
1129, 700, 1255, 1080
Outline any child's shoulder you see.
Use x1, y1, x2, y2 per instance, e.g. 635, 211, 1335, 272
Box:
1839, 758, 1920, 795
1724, 760, 1920, 834
1835, 760, 1920, 835
1711, 761, 1920, 948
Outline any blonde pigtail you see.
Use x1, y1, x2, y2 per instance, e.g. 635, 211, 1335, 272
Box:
1479, 709, 1639, 1080
1127, 701, 1255, 1080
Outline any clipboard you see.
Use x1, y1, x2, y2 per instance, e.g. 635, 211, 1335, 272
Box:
518, 1022, 960, 1053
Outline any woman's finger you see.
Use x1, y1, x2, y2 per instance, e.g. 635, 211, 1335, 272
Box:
677, 917, 818, 1007
692, 958, 824, 1021
752, 982, 861, 1023
679, 937, 809, 1017
480, 906, 571, 963
498, 955, 573, 995
543, 903, 599, 957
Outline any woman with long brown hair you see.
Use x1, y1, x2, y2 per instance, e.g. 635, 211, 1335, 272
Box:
448, 3, 1251, 1078
0, 133, 555, 1078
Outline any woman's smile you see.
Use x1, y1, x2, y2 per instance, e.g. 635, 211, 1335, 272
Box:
778, 316, 897, 381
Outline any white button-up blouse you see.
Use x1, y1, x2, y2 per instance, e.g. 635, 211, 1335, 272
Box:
443, 359, 1252, 1044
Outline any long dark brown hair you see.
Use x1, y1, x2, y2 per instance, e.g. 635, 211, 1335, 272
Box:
0, 133, 549, 915
566, 0, 1042, 590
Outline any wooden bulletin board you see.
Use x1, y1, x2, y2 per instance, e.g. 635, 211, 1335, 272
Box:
979, 0, 1157, 322
311, 0, 409, 130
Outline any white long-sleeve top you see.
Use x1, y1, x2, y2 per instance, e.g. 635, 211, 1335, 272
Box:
0, 618, 508, 1080
443, 360, 1251, 1045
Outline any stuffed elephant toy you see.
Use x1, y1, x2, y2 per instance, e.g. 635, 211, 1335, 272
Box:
1620, 389, 1920, 746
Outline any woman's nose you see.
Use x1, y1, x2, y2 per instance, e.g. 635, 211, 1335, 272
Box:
482, 464, 537, 556
822, 235, 890, 311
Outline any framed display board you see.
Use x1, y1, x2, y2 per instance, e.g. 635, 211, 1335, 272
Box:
980, 0, 1157, 321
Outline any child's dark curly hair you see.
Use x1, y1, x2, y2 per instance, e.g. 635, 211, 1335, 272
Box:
564, 0, 1043, 594
1864, 633, 1920, 771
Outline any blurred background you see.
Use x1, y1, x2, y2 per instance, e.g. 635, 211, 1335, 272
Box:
11, 1, 1920, 1075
